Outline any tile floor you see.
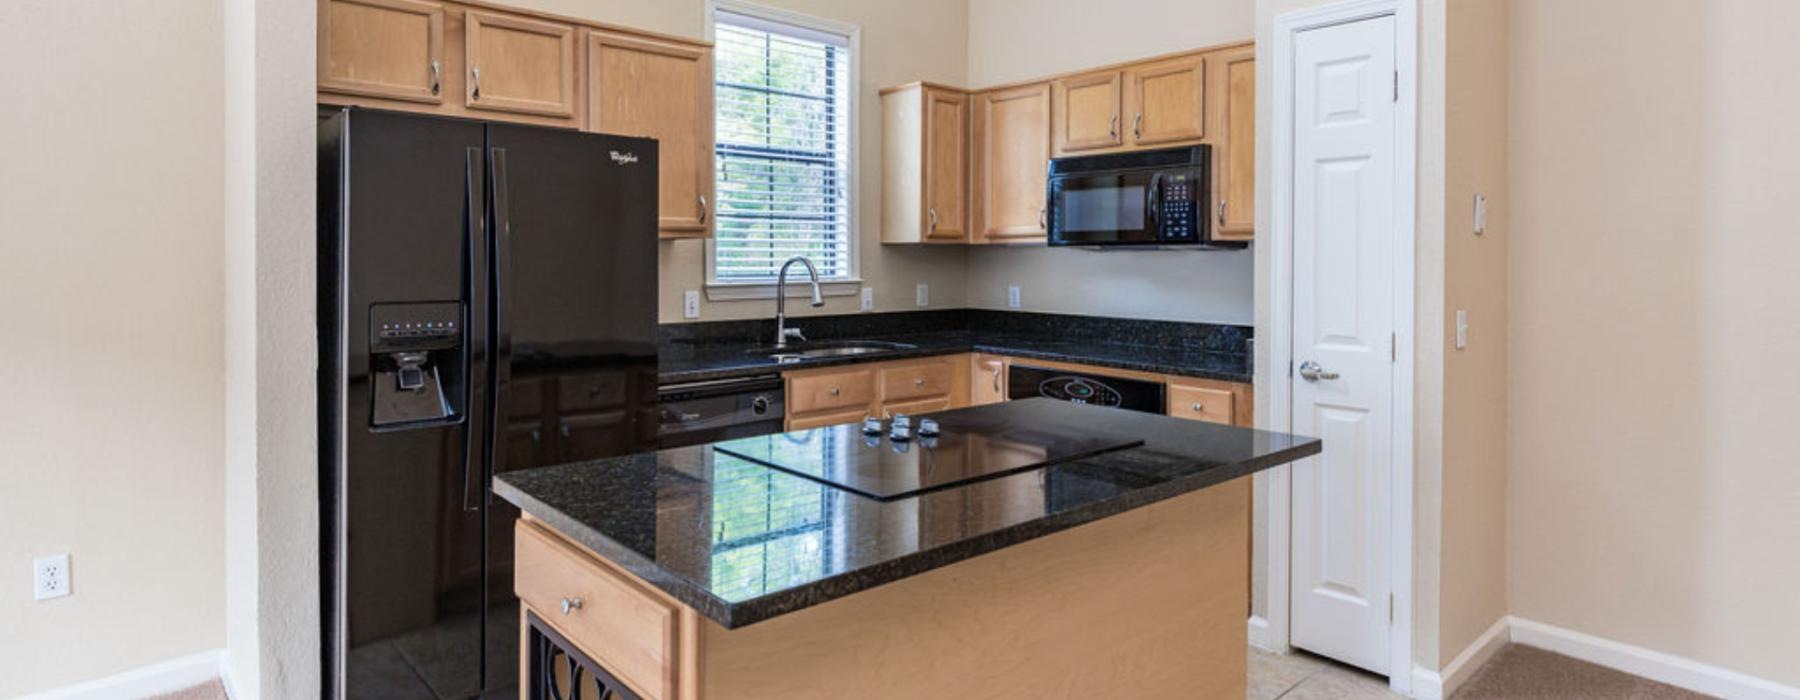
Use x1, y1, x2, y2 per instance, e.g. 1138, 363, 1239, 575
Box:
1249, 643, 1713, 700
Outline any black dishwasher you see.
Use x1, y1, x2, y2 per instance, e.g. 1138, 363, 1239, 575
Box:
657, 375, 786, 448
1006, 364, 1165, 413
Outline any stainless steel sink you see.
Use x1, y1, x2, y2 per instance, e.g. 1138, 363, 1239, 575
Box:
747, 340, 918, 363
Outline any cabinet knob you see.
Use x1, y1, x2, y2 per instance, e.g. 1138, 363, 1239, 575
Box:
560, 596, 583, 615
914, 378, 926, 387
829, 387, 841, 396
1192, 402, 1204, 413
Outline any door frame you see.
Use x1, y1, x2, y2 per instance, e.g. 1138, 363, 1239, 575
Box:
1263, 0, 1418, 694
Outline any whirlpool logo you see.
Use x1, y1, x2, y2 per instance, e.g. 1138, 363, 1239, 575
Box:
609, 150, 639, 165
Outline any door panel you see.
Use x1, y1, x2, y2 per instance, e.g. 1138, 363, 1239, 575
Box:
1289, 15, 1396, 676
1212, 46, 1256, 240
974, 83, 1050, 243
318, 0, 446, 103
1129, 55, 1206, 145
924, 88, 969, 241
588, 31, 713, 237
465, 11, 577, 118
1053, 71, 1122, 154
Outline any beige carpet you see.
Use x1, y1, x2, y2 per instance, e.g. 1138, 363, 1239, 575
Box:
144, 679, 229, 700
1453, 645, 1713, 699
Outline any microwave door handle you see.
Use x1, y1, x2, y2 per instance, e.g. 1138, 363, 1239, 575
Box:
1145, 172, 1163, 233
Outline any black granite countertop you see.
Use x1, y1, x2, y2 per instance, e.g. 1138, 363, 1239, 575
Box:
659, 311, 1253, 385
493, 398, 1319, 629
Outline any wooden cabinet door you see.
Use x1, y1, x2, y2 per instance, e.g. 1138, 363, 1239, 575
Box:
881, 395, 953, 419
1052, 70, 1122, 154
318, 0, 445, 103
1210, 45, 1255, 241
465, 11, 577, 119
923, 88, 970, 242
973, 83, 1050, 243
588, 31, 714, 238
1128, 55, 1206, 146
969, 354, 1009, 405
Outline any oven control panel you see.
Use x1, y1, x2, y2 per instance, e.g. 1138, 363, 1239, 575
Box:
1160, 173, 1197, 240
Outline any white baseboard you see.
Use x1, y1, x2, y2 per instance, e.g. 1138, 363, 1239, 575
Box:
22, 649, 226, 700
1247, 615, 1276, 651
1410, 616, 1509, 700
1510, 617, 1800, 700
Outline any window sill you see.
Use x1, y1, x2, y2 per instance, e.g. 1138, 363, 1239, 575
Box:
704, 279, 864, 302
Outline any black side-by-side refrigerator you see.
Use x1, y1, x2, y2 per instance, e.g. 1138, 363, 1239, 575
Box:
318, 107, 659, 699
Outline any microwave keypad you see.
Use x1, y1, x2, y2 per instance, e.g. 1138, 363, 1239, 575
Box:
1162, 178, 1195, 239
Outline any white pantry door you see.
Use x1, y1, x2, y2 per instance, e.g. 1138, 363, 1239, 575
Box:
1289, 14, 1397, 676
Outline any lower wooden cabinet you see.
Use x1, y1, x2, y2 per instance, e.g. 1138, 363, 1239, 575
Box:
969, 353, 1008, 405
516, 519, 681, 699
781, 355, 966, 430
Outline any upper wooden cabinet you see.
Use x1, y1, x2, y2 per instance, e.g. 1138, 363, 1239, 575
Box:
1051, 71, 1123, 154
1129, 54, 1206, 146
972, 83, 1051, 244
318, 0, 447, 104
587, 31, 714, 238
881, 83, 970, 244
464, 11, 577, 119
1210, 45, 1255, 241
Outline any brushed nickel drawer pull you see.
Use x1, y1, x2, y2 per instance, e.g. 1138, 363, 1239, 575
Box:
470, 67, 481, 100
560, 596, 583, 615
1132, 113, 1143, 140
1218, 200, 1228, 227
1109, 114, 1119, 140
429, 60, 441, 96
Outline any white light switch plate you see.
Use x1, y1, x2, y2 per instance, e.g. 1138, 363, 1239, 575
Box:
682, 290, 700, 319
1473, 194, 1488, 235
915, 283, 929, 307
1007, 286, 1021, 309
860, 287, 874, 312
34, 553, 69, 601
1455, 309, 1469, 349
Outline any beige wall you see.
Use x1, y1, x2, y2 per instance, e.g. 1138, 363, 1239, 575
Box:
0, 2, 226, 695
962, 0, 1257, 324
1438, 0, 1508, 670
1508, 0, 1800, 687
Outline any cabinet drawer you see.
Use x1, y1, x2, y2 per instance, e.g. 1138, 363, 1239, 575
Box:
1168, 384, 1234, 425
515, 520, 675, 700
787, 406, 871, 431
788, 368, 875, 415
880, 361, 955, 402
558, 371, 629, 411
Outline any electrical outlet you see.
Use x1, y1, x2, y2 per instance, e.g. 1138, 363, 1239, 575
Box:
860, 287, 874, 312
682, 290, 700, 319
1473, 194, 1488, 235
1007, 286, 1021, 309
1455, 309, 1469, 349
915, 283, 929, 307
34, 554, 69, 601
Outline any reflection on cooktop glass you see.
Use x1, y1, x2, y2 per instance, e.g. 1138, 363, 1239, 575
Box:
712, 403, 1144, 501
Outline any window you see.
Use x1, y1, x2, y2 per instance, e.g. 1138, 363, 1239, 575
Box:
709, 4, 857, 290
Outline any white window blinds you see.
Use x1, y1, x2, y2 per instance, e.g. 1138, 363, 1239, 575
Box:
712, 10, 853, 282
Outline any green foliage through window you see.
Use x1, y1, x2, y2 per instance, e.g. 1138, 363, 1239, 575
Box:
713, 12, 853, 282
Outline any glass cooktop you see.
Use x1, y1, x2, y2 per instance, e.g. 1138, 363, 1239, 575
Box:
711, 399, 1145, 501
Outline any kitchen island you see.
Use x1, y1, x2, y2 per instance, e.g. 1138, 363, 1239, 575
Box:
494, 398, 1319, 699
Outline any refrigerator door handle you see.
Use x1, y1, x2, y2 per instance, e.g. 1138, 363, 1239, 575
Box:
487, 146, 514, 498
461, 146, 489, 513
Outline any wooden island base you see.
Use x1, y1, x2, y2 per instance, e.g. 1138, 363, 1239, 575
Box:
516, 478, 1250, 700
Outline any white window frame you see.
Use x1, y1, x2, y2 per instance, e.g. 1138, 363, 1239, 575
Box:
704, 0, 864, 301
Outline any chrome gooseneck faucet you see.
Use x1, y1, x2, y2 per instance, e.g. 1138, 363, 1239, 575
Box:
774, 256, 825, 348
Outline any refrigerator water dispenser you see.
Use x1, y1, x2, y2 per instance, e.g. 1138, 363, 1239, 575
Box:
369, 301, 464, 427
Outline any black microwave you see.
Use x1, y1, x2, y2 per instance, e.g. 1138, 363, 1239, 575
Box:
1047, 145, 1233, 247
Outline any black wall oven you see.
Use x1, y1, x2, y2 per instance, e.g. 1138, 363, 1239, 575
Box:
1047, 145, 1233, 247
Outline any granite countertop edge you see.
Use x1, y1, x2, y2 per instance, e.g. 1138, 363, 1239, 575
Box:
495, 438, 1319, 630
659, 339, 1253, 385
